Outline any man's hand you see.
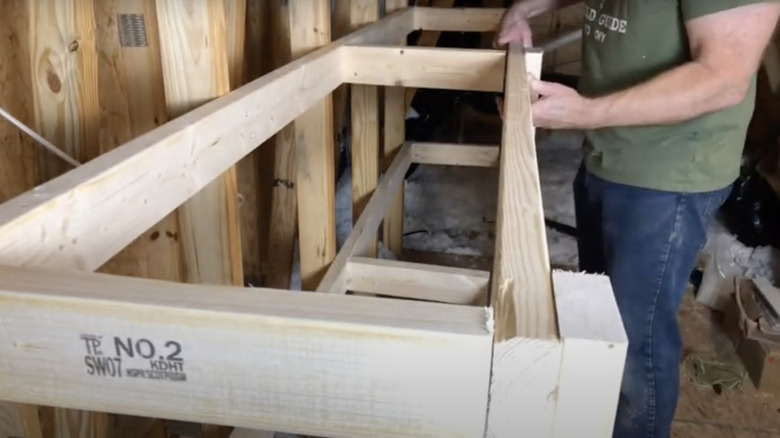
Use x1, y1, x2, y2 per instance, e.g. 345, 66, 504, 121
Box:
495, 77, 597, 130
494, 2, 534, 48
529, 77, 596, 129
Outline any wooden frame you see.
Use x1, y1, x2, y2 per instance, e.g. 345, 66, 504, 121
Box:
0, 7, 626, 438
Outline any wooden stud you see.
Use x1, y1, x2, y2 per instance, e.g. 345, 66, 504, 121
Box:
24, 1, 108, 437
156, 0, 243, 287
317, 143, 413, 293
411, 142, 500, 168
343, 45, 506, 92
349, 0, 382, 258
291, 0, 338, 291
381, 0, 408, 258
345, 256, 489, 304
0, 265, 493, 438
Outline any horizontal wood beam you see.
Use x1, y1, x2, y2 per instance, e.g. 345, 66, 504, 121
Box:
316, 142, 413, 293
345, 257, 489, 305
342, 45, 506, 92
413, 6, 504, 32
0, 7, 414, 274
411, 142, 499, 167
0, 264, 492, 438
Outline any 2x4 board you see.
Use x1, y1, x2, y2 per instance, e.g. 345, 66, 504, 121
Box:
0, 6, 627, 438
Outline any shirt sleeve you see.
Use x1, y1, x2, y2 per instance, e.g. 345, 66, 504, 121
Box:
681, 0, 780, 20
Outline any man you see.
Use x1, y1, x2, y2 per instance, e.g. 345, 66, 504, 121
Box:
495, 1, 780, 437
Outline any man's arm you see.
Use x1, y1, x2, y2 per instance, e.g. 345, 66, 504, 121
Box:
587, 2, 780, 129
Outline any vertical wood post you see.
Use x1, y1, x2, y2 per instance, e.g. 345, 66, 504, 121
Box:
291, 0, 337, 290
383, 0, 407, 256
156, 0, 244, 287
348, 0, 381, 257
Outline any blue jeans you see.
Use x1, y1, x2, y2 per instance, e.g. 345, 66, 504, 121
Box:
572, 162, 732, 438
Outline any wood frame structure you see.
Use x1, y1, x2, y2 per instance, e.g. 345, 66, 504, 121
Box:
0, 7, 627, 438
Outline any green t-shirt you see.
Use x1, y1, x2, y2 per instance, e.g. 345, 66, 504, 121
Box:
578, 0, 767, 193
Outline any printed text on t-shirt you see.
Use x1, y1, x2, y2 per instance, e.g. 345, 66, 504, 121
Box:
583, 4, 629, 43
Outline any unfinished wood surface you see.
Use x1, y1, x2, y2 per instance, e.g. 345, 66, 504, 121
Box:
413, 6, 504, 32
411, 142, 500, 167
291, 0, 337, 291
242, 0, 275, 287
404, 0, 455, 108
349, 0, 381, 258
226, 0, 265, 285
345, 257, 489, 304
0, 8, 414, 274
156, 0, 243, 287
485, 44, 558, 438
552, 271, 627, 438
489, 44, 552, 340
316, 143, 413, 293
25, 1, 107, 437
95, 1, 182, 436
383, 0, 408, 258
0, 0, 37, 202
0, 265, 492, 438
263, 0, 298, 289
344, 45, 506, 92
0, 6, 38, 431
96, 0, 184, 282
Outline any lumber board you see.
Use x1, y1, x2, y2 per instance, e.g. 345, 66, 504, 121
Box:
263, 0, 298, 289
349, 0, 382, 258
0, 7, 414, 274
26, 1, 108, 437
345, 257, 489, 304
411, 142, 500, 167
292, 0, 338, 290
0, 265, 493, 438
489, 44, 552, 340
156, 0, 243, 287
343, 45, 506, 92
316, 143, 413, 293
486, 43, 558, 438
382, 0, 408, 257
413, 6, 504, 32
552, 271, 627, 438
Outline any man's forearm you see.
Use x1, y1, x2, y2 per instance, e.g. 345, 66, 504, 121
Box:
586, 61, 750, 129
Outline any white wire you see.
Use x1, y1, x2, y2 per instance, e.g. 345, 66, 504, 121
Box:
0, 106, 82, 167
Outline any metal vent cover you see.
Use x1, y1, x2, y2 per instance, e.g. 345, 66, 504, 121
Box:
117, 13, 148, 48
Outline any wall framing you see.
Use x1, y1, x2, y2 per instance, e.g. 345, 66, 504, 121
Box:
0, 6, 627, 438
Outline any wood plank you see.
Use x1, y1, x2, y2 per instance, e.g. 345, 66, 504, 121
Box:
156, 0, 243, 287
26, 1, 107, 437
96, 0, 184, 281
95, 0, 181, 435
292, 0, 337, 291
411, 142, 500, 167
383, 0, 408, 257
0, 8, 414, 274
316, 143, 413, 293
552, 271, 627, 438
343, 45, 506, 92
404, 0, 456, 108
349, 0, 382, 259
413, 6, 504, 32
485, 43, 558, 438
0, 2, 40, 435
489, 44, 552, 340
242, 0, 276, 287
263, 0, 298, 289
0, 265, 493, 438
345, 257, 489, 304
